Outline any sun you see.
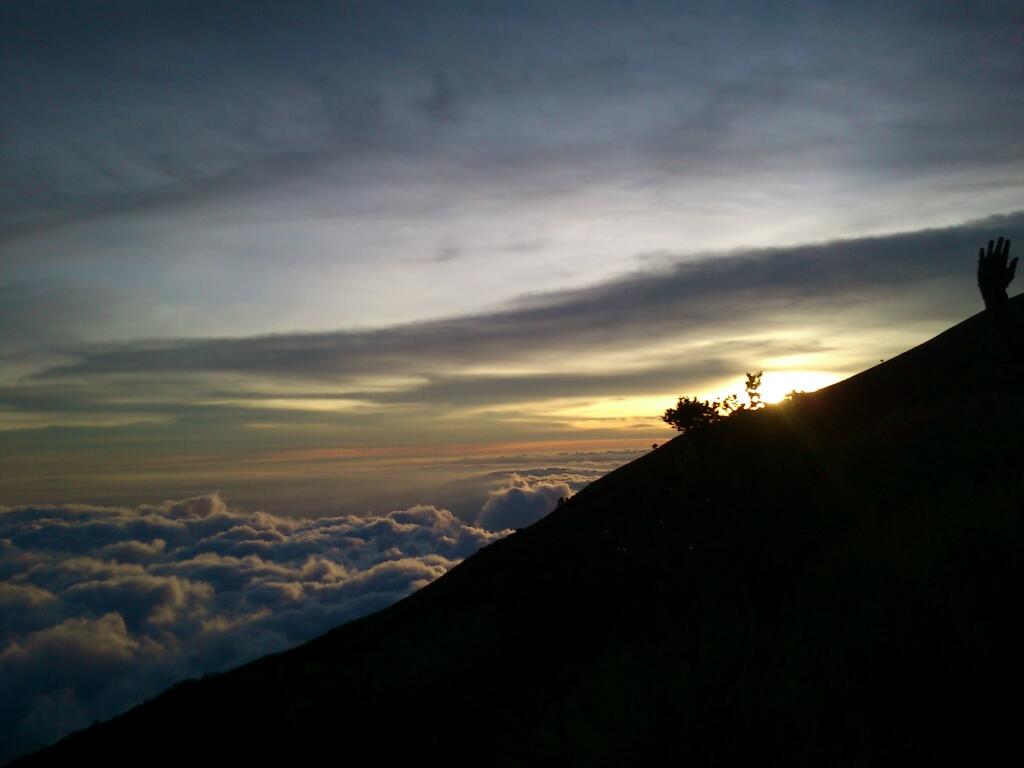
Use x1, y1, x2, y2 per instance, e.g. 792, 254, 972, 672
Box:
756, 370, 840, 404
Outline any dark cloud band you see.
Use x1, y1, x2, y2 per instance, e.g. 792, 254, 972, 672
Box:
26, 213, 1022, 384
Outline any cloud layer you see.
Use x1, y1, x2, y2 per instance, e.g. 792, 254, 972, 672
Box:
478, 471, 592, 531
0, 492, 523, 761
11, 213, 1022, 405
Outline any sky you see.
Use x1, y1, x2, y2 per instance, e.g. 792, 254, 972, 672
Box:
1, 0, 1023, 759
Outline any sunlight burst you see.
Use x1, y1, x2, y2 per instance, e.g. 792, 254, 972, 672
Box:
756, 370, 840, 403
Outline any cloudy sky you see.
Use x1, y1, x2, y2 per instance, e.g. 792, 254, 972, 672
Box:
1, 0, 1023, 758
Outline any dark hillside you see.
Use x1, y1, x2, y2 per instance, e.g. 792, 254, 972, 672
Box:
13, 296, 1024, 767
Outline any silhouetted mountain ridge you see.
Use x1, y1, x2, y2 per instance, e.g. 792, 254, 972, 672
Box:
12, 295, 1024, 766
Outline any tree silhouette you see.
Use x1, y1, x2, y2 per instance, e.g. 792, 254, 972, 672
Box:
662, 371, 764, 435
745, 370, 764, 410
662, 394, 737, 435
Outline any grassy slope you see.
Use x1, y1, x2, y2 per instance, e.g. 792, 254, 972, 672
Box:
14, 297, 1024, 766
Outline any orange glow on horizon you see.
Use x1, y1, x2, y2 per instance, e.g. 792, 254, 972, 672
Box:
257, 436, 667, 465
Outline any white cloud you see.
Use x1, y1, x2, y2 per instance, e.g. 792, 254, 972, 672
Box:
477, 472, 578, 531
0, 466, 597, 760
0, 493, 510, 762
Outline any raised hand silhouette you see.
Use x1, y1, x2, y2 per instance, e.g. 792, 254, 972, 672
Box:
977, 237, 1016, 310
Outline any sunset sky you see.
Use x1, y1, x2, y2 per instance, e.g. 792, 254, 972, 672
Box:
3, 0, 1022, 509
1, 0, 1023, 758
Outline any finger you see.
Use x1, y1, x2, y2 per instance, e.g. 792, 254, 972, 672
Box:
988, 239, 995, 258
1009, 256, 1019, 283
1002, 237, 1011, 258
997, 237, 1006, 267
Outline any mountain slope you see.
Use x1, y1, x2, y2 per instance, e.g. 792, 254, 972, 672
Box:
13, 297, 1024, 766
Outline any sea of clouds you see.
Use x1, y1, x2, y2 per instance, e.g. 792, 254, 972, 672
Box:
0, 469, 596, 761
